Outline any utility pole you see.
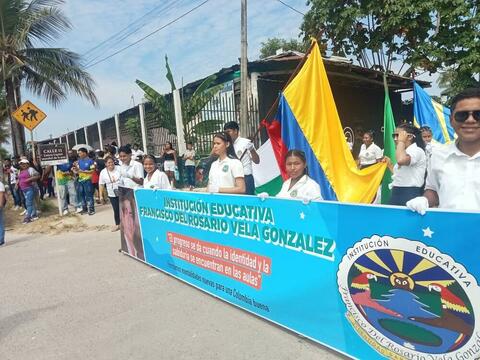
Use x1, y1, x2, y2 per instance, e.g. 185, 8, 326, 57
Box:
240, 0, 248, 133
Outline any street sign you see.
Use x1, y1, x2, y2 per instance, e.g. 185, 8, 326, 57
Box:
12, 100, 47, 131
38, 143, 68, 166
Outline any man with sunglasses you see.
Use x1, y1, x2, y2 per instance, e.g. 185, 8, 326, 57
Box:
407, 88, 480, 213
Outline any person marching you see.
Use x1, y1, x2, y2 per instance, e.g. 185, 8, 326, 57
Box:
223, 121, 259, 195
143, 155, 171, 190
55, 151, 82, 215
357, 130, 383, 169
200, 132, 245, 194
384, 123, 426, 206
183, 142, 196, 189
118, 145, 144, 189
18, 159, 40, 223
276, 150, 322, 201
408, 88, 480, 213
99, 156, 122, 231
74, 147, 96, 215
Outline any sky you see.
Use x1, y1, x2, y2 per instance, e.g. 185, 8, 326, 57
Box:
24, 0, 439, 143
26, 0, 310, 141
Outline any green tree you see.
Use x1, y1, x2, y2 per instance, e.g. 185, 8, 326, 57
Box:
136, 56, 223, 144
0, 0, 98, 156
125, 117, 142, 146
301, 0, 479, 95
259, 37, 309, 59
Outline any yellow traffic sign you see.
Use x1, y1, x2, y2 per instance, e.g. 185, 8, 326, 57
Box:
12, 100, 47, 131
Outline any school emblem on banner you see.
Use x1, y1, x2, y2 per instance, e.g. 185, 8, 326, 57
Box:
337, 235, 480, 359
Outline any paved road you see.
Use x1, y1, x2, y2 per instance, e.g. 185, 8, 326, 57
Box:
1, 228, 345, 360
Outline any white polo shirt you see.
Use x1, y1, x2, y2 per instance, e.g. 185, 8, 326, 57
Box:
143, 169, 171, 190
358, 143, 383, 166
119, 160, 144, 189
276, 175, 323, 201
425, 143, 480, 210
391, 143, 426, 187
208, 156, 244, 188
233, 137, 255, 176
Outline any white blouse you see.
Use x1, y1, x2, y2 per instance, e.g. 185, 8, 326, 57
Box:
276, 175, 322, 201
143, 169, 171, 190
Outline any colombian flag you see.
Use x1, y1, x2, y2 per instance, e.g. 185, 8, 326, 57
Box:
264, 40, 386, 203
413, 82, 455, 144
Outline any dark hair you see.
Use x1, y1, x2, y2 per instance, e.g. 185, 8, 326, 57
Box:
143, 154, 156, 163
88, 150, 96, 159
187, 141, 193, 146
224, 121, 239, 131
118, 145, 132, 155
78, 147, 88, 154
111, 141, 118, 147
397, 123, 426, 150
451, 88, 480, 112
165, 141, 174, 150
98, 150, 105, 157
420, 126, 432, 135
285, 149, 308, 176
213, 132, 237, 159
363, 130, 374, 139
105, 155, 115, 163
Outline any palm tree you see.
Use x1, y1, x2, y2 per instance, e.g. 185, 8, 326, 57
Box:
0, 0, 98, 156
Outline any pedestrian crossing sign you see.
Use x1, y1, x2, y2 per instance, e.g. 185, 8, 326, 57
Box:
12, 100, 47, 131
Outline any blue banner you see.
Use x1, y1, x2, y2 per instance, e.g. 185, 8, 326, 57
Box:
127, 189, 480, 360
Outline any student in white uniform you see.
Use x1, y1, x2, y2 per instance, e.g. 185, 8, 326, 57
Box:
357, 130, 383, 169
276, 150, 322, 201
408, 88, 480, 213
118, 145, 144, 189
384, 123, 426, 206
223, 121, 259, 195
143, 155, 171, 190
203, 132, 245, 194
99, 156, 122, 232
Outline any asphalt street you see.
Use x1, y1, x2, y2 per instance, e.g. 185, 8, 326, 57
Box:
1, 226, 345, 360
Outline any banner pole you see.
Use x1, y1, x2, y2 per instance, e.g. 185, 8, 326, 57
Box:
54, 165, 63, 216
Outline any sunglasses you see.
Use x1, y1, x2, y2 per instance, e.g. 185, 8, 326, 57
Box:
453, 110, 480, 122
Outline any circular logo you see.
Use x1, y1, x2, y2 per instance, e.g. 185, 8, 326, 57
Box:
222, 164, 229, 173
338, 235, 479, 359
290, 190, 298, 197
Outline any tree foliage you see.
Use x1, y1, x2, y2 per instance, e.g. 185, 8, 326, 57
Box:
0, 0, 98, 155
125, 117, 142, 147
136, 56, 223, 143
259, 37, 309, 59
301, 0, 479, 95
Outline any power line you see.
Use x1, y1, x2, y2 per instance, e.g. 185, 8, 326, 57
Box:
274, 0, 305, 16
85, 0, 211, 69
82, 0, 181, 58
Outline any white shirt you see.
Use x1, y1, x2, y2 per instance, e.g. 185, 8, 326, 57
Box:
143, 169, 171, 190
132, 149, 144, 160
358, 143, 383, 166
0, 180, 4, 192
276, 175, 323, 200
233, 137, 255, 175
392, 143, 426, 187
208, 156, 244, 188
119, 160, 144, 189
184, 149, 196, 166
99, 167, 121, 197
425, 143, 480, 210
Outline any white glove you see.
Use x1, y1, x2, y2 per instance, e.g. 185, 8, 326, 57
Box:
406, 196, 429, 215
207, 183, 220, 193
257, 192, 269, 201
246, 141, 254, 151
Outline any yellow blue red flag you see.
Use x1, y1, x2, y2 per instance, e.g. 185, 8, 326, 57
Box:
264, 40, 386, 203
413, 82, 454, 143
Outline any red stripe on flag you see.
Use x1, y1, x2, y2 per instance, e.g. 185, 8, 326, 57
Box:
261, 119, 288, 180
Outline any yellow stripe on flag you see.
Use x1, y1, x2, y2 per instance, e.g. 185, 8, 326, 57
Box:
282, 40, 386, 203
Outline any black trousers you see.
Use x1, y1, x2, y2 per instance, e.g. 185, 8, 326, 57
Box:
109, 196, 120, 225
389, 186, 423, 206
